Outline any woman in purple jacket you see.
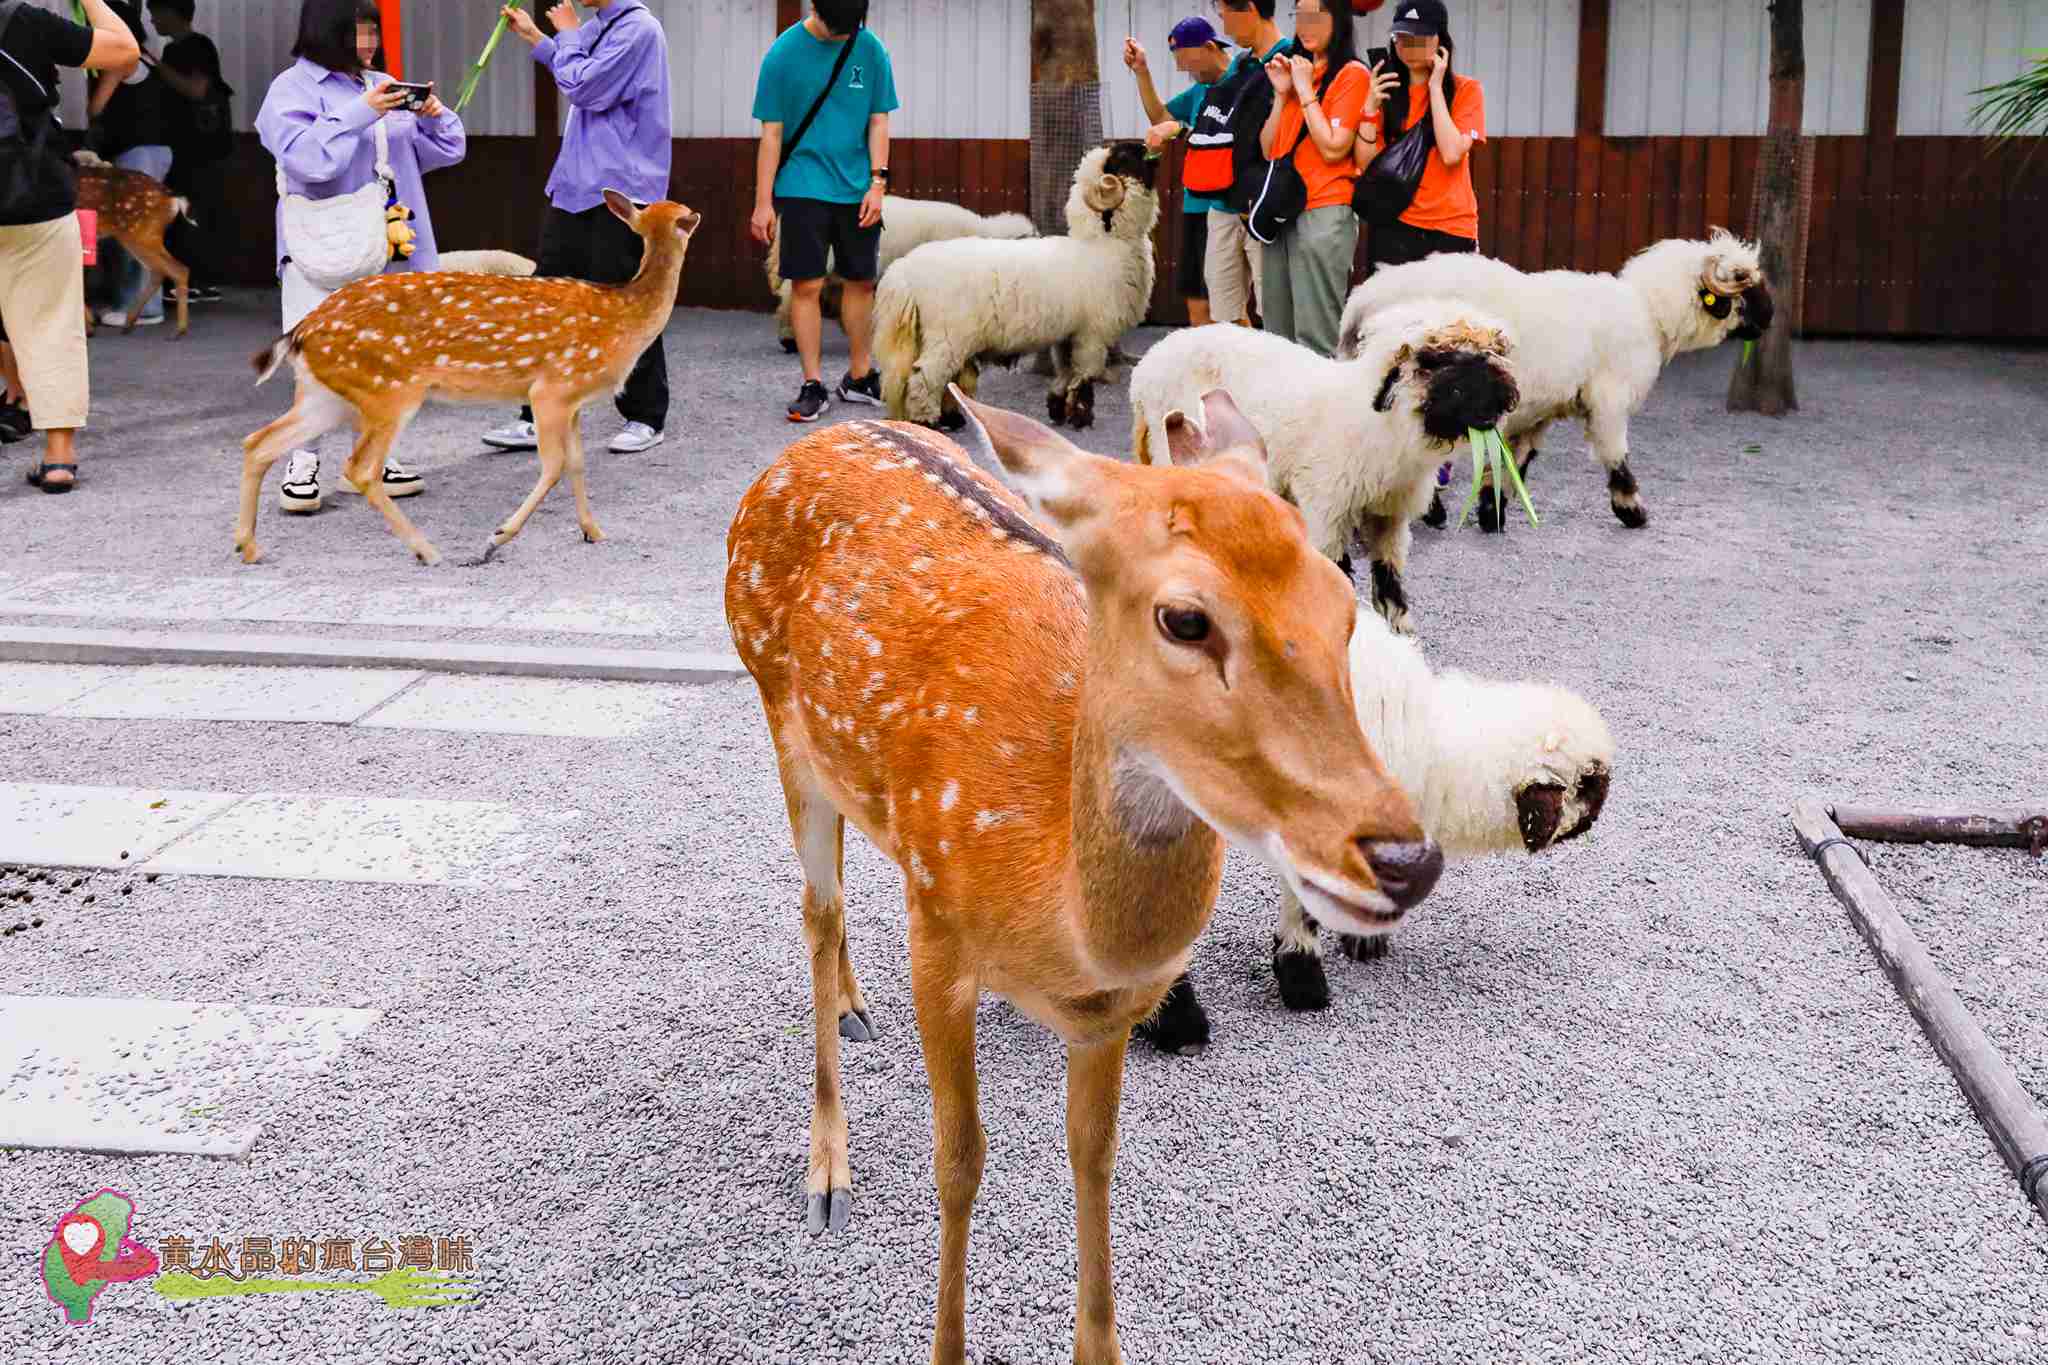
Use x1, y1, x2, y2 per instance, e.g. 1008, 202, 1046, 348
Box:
256, 0, 465, 513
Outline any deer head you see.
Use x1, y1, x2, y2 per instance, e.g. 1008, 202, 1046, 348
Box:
952, 384, 1444, 928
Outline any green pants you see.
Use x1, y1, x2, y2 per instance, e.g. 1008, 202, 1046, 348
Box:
1259, 204, 1360, 358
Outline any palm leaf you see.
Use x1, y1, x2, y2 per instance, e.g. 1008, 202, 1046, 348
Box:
1967, 50, 2048, 170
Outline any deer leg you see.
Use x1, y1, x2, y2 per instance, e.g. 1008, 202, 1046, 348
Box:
561, 408, 605, 544
836, 925, 876, 1041
1272, 885, 1330, 1010
488, 395, 570, 555
1067, 1035, 1129, 1365
910, 924, 983, 1365
346, 403, 439, 566
124, 231, 190, 339
235, 383, 349, 564
787, 785, 855, 1235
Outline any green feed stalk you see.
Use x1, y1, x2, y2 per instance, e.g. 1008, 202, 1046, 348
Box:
456, 7, 518, 113
1743, 338, 1756, 369
1456, 428, 1539, 531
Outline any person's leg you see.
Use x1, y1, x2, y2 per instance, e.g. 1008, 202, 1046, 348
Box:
1243, 221, 1264, 325
274, 261, 337, 510
1294, 205, 1361, 359
492, 206, 586, 444
1259, 225, 1297, 344
776, 198, 835, 420
1178, 210, 1211, 327
166, 156, 227, 293
586, 203, 668, 438
1, 216, 91, 489
831, 200, 883, 405
1204, 211, 1249, 326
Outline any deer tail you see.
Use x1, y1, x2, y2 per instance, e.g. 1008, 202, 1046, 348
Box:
251, 333, 299, 387
171, 196, 194, 225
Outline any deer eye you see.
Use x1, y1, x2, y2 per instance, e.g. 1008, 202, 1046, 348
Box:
1157, 605, 1211, 644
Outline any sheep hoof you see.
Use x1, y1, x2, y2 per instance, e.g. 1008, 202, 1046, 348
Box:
1612, 497, 1649, 529
1336, 553, 1355, 581
1273, 939, 1330, 1011
1476, 485, 1502, 533
1560, 763, 1612, 842
1133, 975, 1209, 1055
1046, 390, 1069, 425
1514, 782, 1568, 852
1067, 381, 1097, 430
779, 338, 797, 354
1421, 490, 1448, 528
935, 409, 968, 432
1338, 933, 1392, 962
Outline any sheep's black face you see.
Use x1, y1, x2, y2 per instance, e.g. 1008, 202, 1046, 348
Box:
1415, 349, 1520, 443
1099, 139, 1160, 190
1732, 282, 1774, 339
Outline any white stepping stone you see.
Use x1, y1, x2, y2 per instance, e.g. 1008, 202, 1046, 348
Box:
138, 794, 568, 887
0, 784, 240, 870
519, 595, 680, 636
4, 573, 282, 624
235, 584, 518, 630
48, 665, 421, 725
0, 995, 379, 1157
0, 663, 125, 715
357, 675, 669, 738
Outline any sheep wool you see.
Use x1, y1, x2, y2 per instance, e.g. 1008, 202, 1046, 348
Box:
872, 143, 1160, 431
1336, 228, 1774, 530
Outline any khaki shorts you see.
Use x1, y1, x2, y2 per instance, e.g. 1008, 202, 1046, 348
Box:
0, 213, 89, 430
1204, 210, 1263, 326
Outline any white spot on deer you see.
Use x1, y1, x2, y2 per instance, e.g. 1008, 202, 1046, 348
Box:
878, 700, 902, 718
820, 640, 833, 658
973, 809, 1013, 833
387, 303, 399, 313
962, 707, 979, 725
996, 740, 1019, 760
909, 851, 935, 890
908, 557, 933, 573
932, 703, 950, 720
766, 468, 792, 495
435, 355, 450, 366
857, 731, 876, 752
859, 671, 886, 701
938, 839, 952, 855
990, 527, 1009, 542
910, 787, 921, 803
925, 519, 940, 530
939, 780, 960, 812
588, 347, 601, 359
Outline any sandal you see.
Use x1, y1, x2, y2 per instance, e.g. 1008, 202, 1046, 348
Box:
27, 462, 77, 493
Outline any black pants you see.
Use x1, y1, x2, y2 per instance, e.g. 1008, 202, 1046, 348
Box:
166, 155, 229, 287
1365, 220, 1477, 275
519, 202, 669, 430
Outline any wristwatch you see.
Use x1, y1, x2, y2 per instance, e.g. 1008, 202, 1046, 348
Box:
871, 167, 891, 183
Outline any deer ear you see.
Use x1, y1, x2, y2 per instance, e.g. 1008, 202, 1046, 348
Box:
601, 189, 638, 225
951, 385, 1108, 527
1187, 389, 1270, 490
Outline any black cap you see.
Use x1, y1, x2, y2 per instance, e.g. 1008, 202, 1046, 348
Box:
1387, 0, 1449, 38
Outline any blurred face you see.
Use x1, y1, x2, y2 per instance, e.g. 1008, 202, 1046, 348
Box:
1293, 1, 1331, 56
1211, 0, 1262, 48
355, 20, 379, 68
1171, 43, 1230, 82
1395, 30, 1439, 75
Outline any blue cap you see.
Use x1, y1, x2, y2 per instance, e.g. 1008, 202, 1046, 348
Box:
1167, 16, 1223, 49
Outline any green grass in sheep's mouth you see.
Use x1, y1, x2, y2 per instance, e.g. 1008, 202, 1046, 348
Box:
1458, 427, 1539, 530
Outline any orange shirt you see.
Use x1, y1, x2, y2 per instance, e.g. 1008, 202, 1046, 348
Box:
1367, 75, 1487, 239
1268, 60, 1371, 213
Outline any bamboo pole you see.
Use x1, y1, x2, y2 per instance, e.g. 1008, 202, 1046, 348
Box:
1791, 797, 2048, 1225
1830, 806, 2048, 855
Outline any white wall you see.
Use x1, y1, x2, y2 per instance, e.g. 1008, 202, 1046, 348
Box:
402, 0, 533, 137
868, 0, 1030, 139
1898, 0, 2048, 135
1356, 0, 1582, 136
1606, 0, 1873, 136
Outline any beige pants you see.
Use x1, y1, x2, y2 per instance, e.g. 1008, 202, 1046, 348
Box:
1205, 210, 1263, 326
0, 214, 89, 430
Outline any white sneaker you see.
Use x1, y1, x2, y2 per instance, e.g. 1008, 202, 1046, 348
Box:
381, 456, 424, 499
481, 419, 538, 451
278, 450, 321, 513
99, 307, 164, 327
609, 421, 665, 454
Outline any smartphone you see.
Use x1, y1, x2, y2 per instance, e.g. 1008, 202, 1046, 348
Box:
387, 81, 433, 111
1366, 46, 1391, 71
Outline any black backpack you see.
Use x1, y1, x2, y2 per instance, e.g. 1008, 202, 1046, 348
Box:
0, 0, 78, 227
1220, 39, 1297, 216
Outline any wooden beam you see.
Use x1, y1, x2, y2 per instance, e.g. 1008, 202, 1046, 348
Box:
1575, 0, 1609, 137
1866, 0, 1903, 139
379, 0, 403, 80
1832, 805, 2048, 854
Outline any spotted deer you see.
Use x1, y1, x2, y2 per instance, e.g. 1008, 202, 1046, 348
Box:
73, 159, 192, 338
723, 385, 1445, 1365
235, 190, 700, 567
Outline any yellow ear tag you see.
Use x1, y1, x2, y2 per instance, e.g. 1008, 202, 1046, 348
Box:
1701, 291, 1717, 307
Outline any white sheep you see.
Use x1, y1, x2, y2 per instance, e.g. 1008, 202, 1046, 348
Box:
1136, 602, 1616, 1054
873, 141, 1160, 431
435, 249, 537, 276
764, 195, 1038, 352
1336, 228, 1775, 532
1129, 300, 1521, 634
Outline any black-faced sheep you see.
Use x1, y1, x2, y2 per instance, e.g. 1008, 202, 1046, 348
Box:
1337, 229, 1775, 531
873, 142, 1160, 432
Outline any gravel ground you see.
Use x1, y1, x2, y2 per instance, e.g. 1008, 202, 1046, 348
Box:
2, 299, 2046, 1363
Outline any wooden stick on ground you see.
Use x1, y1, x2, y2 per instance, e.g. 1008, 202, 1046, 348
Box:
1831, 806, 2048, 856
1791, 797, 2048, 1225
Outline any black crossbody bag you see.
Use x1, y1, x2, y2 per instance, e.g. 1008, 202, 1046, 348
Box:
0, 0, 78, 227
778, 31, 858, 172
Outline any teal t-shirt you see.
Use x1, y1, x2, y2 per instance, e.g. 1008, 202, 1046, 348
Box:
753, 24, 900, 204
1165, 82, 1229, 215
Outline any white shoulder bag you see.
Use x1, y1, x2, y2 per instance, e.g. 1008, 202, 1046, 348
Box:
276, 91, 394, 294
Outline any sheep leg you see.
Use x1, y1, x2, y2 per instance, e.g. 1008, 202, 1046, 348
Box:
1045, 341, 1073, 425
1359, 513, 1415, 636
1063, 336, 1109, 430
1587, 406, 1647, 528
1272, 888, 1330, 1011
1132, 973, 1211, 1056
776, 283, 796, 352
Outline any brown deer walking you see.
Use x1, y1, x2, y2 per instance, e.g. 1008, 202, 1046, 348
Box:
235, 190, 700, 567
74, 160, 192, 338
724, 387, 1445, 1364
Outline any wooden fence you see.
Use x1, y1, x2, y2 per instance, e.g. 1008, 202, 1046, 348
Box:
212, 132, 2047, 339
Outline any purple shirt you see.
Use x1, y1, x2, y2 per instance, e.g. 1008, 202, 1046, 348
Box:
533, 0, 672, 213
256, 58, 467, 279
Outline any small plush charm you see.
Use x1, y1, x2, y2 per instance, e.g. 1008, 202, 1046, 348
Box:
385, 203, 417, 260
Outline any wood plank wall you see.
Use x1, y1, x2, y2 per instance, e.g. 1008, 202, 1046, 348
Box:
212, 131, 2048, 340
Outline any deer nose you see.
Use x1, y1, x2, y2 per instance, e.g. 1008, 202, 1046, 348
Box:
1362, 838, 1443, 911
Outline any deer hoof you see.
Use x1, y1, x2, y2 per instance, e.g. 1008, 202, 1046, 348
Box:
805, 1187, 851, 1235
236, 542, 263, 565
837, 1008, 877, 1043
582, 527, 607, 544
1273, 945, 1330, 1011
1338, 932, 1392, 962
415, 545, 443, 568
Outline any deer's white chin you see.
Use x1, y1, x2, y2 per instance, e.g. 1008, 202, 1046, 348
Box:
1258, 834, 1404, 938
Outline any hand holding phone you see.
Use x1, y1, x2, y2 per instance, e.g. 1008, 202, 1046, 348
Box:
387, 81, 433, 112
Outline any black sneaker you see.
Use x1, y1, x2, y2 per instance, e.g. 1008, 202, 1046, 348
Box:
0, 399, 29, 445
837, 370, 882, 406
787, 379, 830, 423
186, 285, 224, 303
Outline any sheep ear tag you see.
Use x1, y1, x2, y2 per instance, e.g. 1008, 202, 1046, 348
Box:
1699, 288, 1732, 319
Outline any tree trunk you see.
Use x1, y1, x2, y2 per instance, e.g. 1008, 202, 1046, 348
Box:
1030, 0, 1103, 236
1730, 0, 1804, 416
